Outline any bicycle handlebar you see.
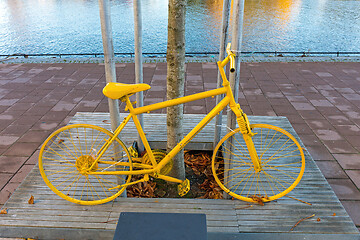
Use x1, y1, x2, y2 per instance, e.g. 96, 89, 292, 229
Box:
226, 43, 236, 73
217, 42, 236, 86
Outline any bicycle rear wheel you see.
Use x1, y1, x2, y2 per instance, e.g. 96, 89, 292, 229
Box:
39, 124, 132, 205
212, 124, 305, 203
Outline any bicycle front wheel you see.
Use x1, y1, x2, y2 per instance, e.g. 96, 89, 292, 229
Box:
212, 124, 305, 203
39, 124, 132, 205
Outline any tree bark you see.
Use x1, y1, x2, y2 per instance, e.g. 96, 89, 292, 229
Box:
166, 0, 187, 180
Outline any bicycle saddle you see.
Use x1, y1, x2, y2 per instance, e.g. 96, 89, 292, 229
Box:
103, 82, 151, 99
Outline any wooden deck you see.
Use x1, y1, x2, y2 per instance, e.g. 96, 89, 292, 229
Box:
0, 113, 359, 239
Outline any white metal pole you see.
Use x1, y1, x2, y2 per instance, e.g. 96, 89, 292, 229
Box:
213, 0, 232, 149
224, 0, 245, 196
133, 0, 144, 152
98, 0, 121, 132
228, 0, 245, 103
98, 0, 126, 197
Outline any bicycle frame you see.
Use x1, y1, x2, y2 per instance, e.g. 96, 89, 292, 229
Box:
89, 50, 260, 183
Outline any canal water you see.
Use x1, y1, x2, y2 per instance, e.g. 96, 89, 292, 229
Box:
0, 0, 360, 55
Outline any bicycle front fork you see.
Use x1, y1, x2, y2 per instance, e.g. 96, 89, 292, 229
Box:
236, 107, 262, 172
243, 134, 262, 172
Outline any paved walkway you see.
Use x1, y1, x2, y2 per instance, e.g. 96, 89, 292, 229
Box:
0, 61, 359, 231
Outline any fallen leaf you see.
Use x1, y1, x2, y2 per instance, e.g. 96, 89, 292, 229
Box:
317, 218, 321, 222
28, 195, 34, 204
0, 208, 7, 214
286, 195, 312, 206
290, 214, 315, 231
235, 204, 253, 210
251, 195, 264, 206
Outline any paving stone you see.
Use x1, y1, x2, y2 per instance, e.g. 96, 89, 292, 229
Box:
0, 173, 12, 190
314, 129, 344, 141
299, 134, 323, 146
316, 72, 333, 78
306, 145, 334, 161
309, 99, 334, 107
285, 114, 307, 124
7, 102, 35, 111
316, 106, 343, 116
25, 150, 40, 165
291, 123, 314, 135
0, 182, 20, 205
9, 164, 36, 183
11, 115, 42, 126
315, 160, 348, 179
345, 111, 360, 120
291, 102, 316, 111
1, 125, 32, 137
333, 125, 360, 135
17, 130, 51, 143
344, 135, 360, 147
334, 154, 360, 169
298, 110, 325, 120
24, 105, 52, 116
31, 120, 61, 131
0, 156, 27, 174
40, 111, 69, 122
3, 142, 39, 157
0, 99, 19, 106
51, 101, 77, 111
328, 179, 360, 200
341, 201, 360, 226
305, 119, 334, 130
323, 140, 357, 154
346, 170, 360, 189
326, 115, 353, 125
0, 136, 19, 146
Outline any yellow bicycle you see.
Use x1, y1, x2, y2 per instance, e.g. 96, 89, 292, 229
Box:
39, 44, 305, 205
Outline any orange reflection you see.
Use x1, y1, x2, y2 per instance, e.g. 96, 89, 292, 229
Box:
201, 0, 302, 29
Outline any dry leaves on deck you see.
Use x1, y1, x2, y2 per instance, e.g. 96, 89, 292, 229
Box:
0, 208, 7, 214
127, 181, 156, 198
28, 195, 34, 204
185, 151, 223, 199
126, 151, 223, 199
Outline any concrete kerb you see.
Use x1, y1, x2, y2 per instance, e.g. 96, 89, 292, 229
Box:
2, 55, 360, 64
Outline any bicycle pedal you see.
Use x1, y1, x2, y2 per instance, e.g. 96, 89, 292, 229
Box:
128, 141, 139, 158
178, 179, 190, 197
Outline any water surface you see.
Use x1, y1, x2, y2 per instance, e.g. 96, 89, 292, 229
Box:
0, 0, 360, 55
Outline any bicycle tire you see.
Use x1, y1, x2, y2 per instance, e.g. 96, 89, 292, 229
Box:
212, 124, 305, 203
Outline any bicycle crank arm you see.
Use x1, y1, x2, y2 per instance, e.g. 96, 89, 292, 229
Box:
108, 174, 149, 190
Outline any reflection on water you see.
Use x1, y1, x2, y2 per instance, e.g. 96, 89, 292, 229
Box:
0, 0, 360, 54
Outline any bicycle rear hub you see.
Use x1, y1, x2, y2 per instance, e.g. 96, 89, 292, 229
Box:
76, 155, 98, 175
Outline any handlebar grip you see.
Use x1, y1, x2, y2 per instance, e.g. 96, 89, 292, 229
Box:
229, 55, 235, 73
226, 43, 235, 73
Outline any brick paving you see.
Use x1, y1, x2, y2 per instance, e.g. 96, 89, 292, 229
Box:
0, 61, 360, 230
